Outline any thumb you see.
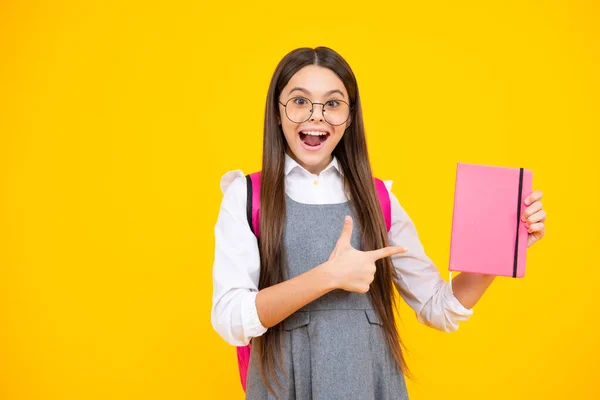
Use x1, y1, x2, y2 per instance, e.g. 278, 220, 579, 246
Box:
335, 215, 354, 248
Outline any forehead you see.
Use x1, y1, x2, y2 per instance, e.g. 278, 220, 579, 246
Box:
283, 65, 347, 97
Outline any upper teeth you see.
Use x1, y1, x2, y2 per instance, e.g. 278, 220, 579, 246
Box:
302, 130, 327, 136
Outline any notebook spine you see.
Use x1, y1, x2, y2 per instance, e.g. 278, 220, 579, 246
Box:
513, 168, 524, 277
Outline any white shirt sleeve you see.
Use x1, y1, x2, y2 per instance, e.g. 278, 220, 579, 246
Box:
383, 180, 474, 332
211, 170, 268, 346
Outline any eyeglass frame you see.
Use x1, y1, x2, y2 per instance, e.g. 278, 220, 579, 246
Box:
277, 96, 353, 126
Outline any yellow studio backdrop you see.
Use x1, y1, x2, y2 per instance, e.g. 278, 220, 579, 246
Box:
1, 1, 598, 399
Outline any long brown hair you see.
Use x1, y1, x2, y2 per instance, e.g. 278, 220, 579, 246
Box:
255, 46, 412, 394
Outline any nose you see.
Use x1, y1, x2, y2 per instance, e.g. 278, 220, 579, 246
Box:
310, 103, 325, 122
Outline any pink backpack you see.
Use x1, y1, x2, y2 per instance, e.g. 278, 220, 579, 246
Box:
236, 171, 392, 392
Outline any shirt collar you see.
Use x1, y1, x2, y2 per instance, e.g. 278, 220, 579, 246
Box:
284, 152, 343, 177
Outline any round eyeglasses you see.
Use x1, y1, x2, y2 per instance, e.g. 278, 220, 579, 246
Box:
278, 96, 351, 126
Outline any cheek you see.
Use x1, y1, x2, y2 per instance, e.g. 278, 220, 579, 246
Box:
281, 123, 298, 144
331, 126, 346, 141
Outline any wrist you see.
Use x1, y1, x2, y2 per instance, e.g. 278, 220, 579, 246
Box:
315, 261, 339, 292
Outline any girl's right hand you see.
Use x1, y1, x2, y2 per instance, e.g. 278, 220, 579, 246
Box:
324, 215, 408, 293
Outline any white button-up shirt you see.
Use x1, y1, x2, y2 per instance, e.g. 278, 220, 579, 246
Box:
211, 154, 473, 346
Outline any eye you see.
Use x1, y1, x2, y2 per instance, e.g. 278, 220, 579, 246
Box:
292, 97, 309, 106
325, 100, 341, 108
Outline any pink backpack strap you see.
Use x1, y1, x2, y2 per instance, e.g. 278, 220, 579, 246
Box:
236, 345, 251, 391
235, 172, 262, 393
373, 178, 392, 231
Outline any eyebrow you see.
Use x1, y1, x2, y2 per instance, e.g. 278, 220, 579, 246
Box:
287, 87, 346, 99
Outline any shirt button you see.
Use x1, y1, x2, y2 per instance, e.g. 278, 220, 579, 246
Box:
314, 180, 318, 186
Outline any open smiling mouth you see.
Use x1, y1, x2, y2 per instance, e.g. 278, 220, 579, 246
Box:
299, 130, 330, 150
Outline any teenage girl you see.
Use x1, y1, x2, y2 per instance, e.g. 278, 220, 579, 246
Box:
211, 46, 547, 400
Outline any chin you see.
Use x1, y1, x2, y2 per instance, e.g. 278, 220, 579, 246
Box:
290, 146, 334, 171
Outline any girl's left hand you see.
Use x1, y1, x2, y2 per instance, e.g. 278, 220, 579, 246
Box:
522, 190, 546, 248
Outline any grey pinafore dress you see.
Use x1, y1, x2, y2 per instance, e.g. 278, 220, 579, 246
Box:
245, 194, 409, 400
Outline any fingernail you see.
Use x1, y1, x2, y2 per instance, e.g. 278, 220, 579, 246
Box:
344, 216, 351, 223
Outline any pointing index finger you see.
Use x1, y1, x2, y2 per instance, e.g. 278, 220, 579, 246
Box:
367, 245, 408, 261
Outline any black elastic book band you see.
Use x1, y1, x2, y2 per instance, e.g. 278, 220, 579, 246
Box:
513, 168, 524, 277
245, 175, 254, 235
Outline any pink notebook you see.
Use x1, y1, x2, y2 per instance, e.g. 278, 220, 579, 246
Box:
449, 162, 533, 278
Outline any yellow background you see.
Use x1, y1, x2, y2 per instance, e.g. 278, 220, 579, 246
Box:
1, 1, 599, 399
